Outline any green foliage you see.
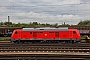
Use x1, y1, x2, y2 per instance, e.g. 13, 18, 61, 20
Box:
32, 22, 38, 25
78, 20, 90, 26
0, 19, 90, 27
0, 37, 10, 41
53, 23, 58, 27
0, 21, 71, 27
61, 24, 70, 26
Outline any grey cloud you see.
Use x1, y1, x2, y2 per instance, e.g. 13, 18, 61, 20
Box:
81, 0, 90, 3
6, 0, 90, 16
0, 0, 90, 25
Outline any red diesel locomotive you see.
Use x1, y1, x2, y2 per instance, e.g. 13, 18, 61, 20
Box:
11, 27, 80, 43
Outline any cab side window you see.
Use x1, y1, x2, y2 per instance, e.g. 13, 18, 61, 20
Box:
73, 31, 76, 34
15, 31, 18, 34
30, 32, 32, 34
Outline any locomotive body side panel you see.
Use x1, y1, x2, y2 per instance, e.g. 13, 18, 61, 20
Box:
36, 31, 43, 38
59, 31, 69, 38
43, 31, 52, 38
21, 31, 33, 39
11, 28, 81, 43
48, 31, 55, 38
69, 30, 73, 38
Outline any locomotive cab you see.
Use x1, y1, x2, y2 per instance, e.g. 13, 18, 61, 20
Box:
11, 29, 21, 43
70, 29, 81, 42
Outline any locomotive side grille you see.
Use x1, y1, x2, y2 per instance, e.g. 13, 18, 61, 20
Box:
55, 32, 59, 37
33, 32, 37, 37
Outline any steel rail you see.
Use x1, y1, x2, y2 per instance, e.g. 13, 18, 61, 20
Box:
0, 43, 90, 47
0, 46, 90, 49
0, 54, 89, 60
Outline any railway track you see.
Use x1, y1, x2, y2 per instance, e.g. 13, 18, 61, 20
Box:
0, 42, 90, 47
0, 54, 90, 60
0, 54, 89, 60
0, 44, 89, 55
0, 44, 90, 57
0, 42, 90, 60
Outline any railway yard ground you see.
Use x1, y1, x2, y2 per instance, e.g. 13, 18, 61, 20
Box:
0, 41, 90, 60
0, 34, 90, 60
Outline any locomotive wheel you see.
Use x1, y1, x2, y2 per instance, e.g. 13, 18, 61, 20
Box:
11, 41, 16, 44
29, 41, 32, 43
71, 40, 74, 44
67, 41, 70, 43
19, 41, 24, 44
16, 40, 20, 44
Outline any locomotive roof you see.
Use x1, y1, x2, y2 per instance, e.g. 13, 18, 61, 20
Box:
22, 27, 68, 31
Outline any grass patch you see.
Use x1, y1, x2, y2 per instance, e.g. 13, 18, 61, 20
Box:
0, 37, 10, 41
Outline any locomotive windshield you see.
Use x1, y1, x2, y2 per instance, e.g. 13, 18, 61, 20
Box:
15, 31, 18, 34
73, 31, 76, 34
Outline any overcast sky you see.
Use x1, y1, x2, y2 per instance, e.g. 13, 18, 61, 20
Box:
0, 0, 90, 25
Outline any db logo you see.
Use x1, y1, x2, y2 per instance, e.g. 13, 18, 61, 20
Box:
45, 34, 47, 36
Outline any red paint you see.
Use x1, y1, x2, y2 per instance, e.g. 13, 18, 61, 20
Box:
11, 28, 80, 40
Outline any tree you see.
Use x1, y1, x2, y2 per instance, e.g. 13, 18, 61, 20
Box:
53, 23, 58, 27
32, 22, 38, 25
78, 20, 90, 26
